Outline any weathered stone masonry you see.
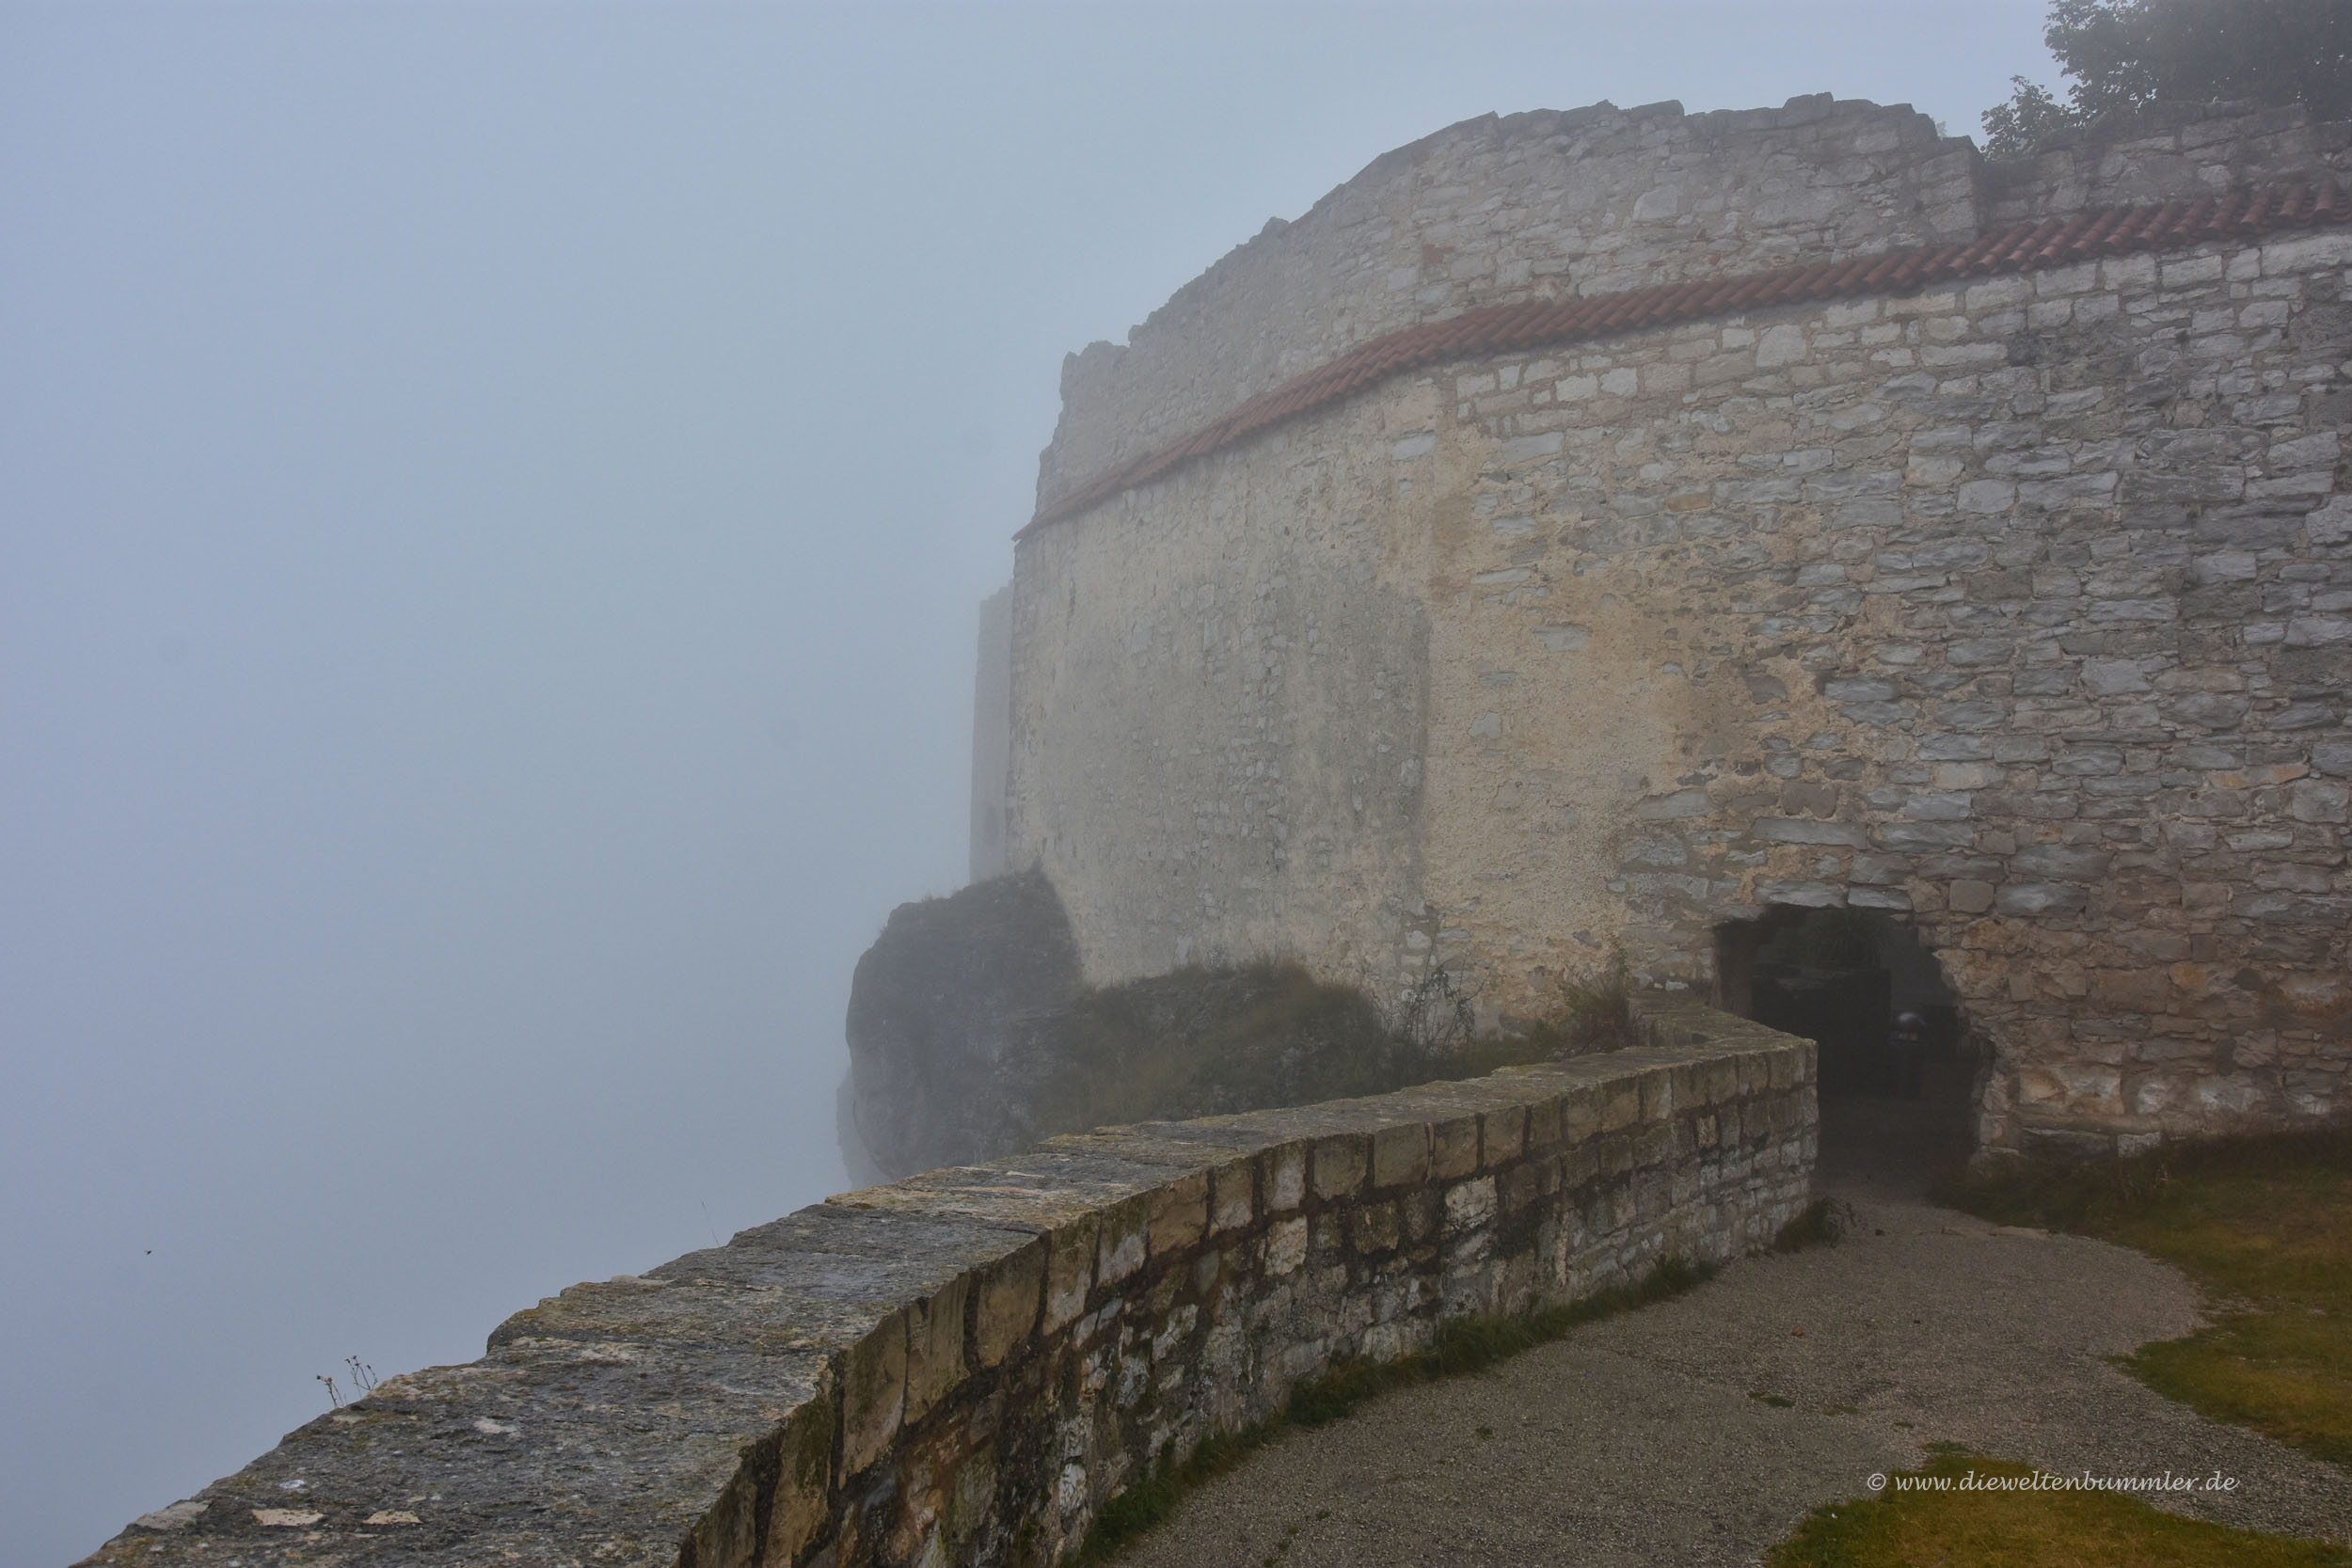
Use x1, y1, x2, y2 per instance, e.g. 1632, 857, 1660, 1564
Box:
85, 1004, 1812, 1568
1002, 95, 2352, 1156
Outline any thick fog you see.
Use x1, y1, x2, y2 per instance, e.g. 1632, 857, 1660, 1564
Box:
2, 4, 2042, 1561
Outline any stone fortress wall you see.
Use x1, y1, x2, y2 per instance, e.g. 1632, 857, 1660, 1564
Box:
87, 1003, 1812, 1568
999, 95, 2352, 1155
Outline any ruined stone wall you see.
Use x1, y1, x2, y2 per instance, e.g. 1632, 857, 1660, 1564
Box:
87, 1006, 1812, 1568
1008, 101, 2352, 1153
1981, 101, 2352, 222
1040, 96, 1980, 515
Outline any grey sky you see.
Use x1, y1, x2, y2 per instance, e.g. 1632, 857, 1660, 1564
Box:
2, 3, 2047, 1560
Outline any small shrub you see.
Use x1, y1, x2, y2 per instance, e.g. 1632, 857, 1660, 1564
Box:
1387, 966, 1477, 1054
1511, 942, 1641, 1059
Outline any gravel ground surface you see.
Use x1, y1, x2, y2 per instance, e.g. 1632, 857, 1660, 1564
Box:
1117, 1096, 2352, 1568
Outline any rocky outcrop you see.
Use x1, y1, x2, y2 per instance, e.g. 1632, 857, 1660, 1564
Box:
842, 872, 1518, 1180
840, 871, 1083, 1180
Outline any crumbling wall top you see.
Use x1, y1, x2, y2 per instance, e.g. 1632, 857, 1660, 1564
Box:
1039, 94, 1973, 513
1036, 96, 2352, 527
1980, 100, 2352, 222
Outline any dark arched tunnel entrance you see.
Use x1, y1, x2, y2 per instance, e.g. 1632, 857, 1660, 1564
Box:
1716, 905, 1981, 1196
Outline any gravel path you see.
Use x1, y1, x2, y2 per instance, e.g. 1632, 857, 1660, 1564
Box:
1119, 1110, 2352, 1567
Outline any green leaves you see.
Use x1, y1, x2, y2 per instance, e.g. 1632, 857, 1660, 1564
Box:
1981, 1, 2352, 157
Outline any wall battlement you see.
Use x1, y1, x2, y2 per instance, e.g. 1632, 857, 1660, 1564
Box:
87, 1006, 1812, 1568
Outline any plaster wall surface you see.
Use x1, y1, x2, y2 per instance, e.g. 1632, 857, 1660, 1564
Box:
1008, 99, 2352, 1154
1008, 416, 1434, 984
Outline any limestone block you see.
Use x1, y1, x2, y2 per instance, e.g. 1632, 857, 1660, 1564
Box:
1444, 1177, 1499, 1235
1431, 1114, 1482, 1179
764, 1389, 839, 1567
973, 1239, 1045, 1370
1352, 1200, 1403, 1256
1480, 1102, 1529, 1166
1370, 1122, 1431, 1188
1147, 1171, 1210, 1257
904, 1271, 970, 1424
1263, 1216, 1309, 1276
1096, 1196, 1151, 1286
1263, 1141, 1310, 1213
1522, 1094, 1565, 1153
842, 1310, 908, 1476
1207, 1157, 1255, 1233
1042, 1216, 1098, 1334
1696, 1057, 1740, 1105
1632, 1067, 1674, 1123
2290, 779, 2351, 823
1311, 1134, 1370, 1200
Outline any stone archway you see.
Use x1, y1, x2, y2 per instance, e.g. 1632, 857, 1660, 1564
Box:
1716, 904, 1980, 1196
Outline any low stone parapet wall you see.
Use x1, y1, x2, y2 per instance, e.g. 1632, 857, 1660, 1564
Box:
87, 1000, 1813, 1568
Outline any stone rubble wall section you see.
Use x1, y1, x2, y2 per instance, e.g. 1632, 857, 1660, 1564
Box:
84, 1005, 1813, 1568
1023, 181, 2350, 534
1007, 214, 2352, 1153
1981, 101, 2352, 225
1040, 99, 2350, 522
1023, 181, 2350, 535
1041, 95, 1978, 514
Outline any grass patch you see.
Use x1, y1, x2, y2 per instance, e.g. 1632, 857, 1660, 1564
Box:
1768, 1449, 2352, 1567
1940, 1131, 2352, 1465
1073, 1256, 1713, 1562
1078, 1422, 1278, 1562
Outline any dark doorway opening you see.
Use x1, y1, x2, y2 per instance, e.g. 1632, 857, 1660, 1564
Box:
1717, 905, 1979, 1196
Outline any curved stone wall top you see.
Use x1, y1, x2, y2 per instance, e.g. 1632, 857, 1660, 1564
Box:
1038, 94, 1977, 510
